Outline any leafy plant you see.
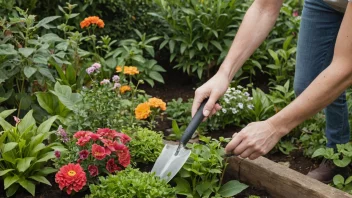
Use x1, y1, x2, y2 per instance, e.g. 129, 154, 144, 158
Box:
173, 136, 248, 197
268, 80, 295, 112
312, 143, 352, 168
152, 0, 241, 79
333, 174, 352, 194
126, 127, 164, 164
245, 88, 274, 122
88, 167, 176, 198
0, 110, 65, 197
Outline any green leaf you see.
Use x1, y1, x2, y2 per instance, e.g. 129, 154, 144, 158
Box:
23, 66, 37, 78
0, 169, 14, 176
174, 177, 192, 194
4, 175, 19, 189
210, 40, 223, 51
218, 180, 248, 197
36, 92, 55, 114
19, 48, 35, 58
36, 151, 55, 163
149, 71, 164, 83
35, 16, 60, 29
18, 110, 36, 133
312, 148, 326, 158
169, 40, 175, 54
345, 176, 352, 184
333, 174, 345, 186
268, 49, 280, 65
0, 109, 16, 119
0, 117, 13, 131
50, 82, 82, 111
0, 90, 13, 103
66, 64, 76, 85
37, 116, 57, 133
17, 157, 35, 172
30, 143, 46, 156
196, 181, 211, 196
2, 142, 18, 153
18, 178, 35, 196
5, 183, 19, 197
38, 68, 55, 82
333, 156, 351, 167
29, 175, 51, 186
36, 167, 57, 175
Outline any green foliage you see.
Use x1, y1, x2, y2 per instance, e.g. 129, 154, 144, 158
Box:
268, 80, 295, 112
0, 110, 65, 197
312, 143, 352, 168
174, 136, 248, 197
245, 88, 274, 122
152, 0, 241, 79
126, 127, 164, 164
277, 140, 297, 155
88, 167, 176, 198
333, 174, 352, 194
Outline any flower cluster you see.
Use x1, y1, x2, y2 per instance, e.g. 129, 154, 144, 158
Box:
116, 66, 140, 75
120, 85, 131, 94
221, 86, 253, 116
57, 125, 69, 143
55, 128, 131, 194
86, 63, 101, 75
55, 163, 87, 195
135, 97, 167, 120
80, 16, 105, 29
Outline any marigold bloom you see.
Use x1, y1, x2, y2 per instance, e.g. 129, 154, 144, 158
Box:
88, 165, 99, 177
135, 102, 151, 120
115, 66, 139, 75
148, 97, 167, 111
120, 85, 131, 94
80, 16, 105, 29
91, 144, 107, 160
55, 163, 87, 195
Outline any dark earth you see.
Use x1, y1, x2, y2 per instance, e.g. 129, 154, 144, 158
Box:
0, 68, 318, 198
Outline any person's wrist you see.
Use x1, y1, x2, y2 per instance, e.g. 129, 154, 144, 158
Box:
266, 116, 291, 139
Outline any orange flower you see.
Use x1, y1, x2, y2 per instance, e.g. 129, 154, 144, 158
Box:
115, 66, 139, 75
80, 16, 105, 29
135, 102, 151, 120
120, 85, 131, 94
148, 97, 166, 111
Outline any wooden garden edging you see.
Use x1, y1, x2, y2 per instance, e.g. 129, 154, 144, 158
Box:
226, 156, 352, 198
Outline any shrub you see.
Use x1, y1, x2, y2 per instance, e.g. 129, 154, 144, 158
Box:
127, 128, 164, 164
88, 167, 176, 198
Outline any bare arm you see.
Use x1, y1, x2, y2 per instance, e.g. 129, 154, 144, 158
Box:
193, 0, 284, 117
226, 2, 352, 159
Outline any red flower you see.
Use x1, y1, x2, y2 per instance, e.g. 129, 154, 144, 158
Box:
113, 142, 126, 151
116, 133, 131, 144
106, 158, 120, 173
89, 133, 101, 141
117, 148, 131, 168
88, 165, 99, 177
91, 144, 107, 160
102, 139, 123, 152
79, 150, 89, 160
74, 131, 92, 139
97, 128, 118, 139
55, 150, 61, 158
55, 163, 87, 195
105, 147, 112, 156
76, 136, 91, 146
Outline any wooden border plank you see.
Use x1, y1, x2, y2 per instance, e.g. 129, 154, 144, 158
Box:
226, 156, 352, 198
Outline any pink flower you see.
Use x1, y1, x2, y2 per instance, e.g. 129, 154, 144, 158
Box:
55, 150, 61, 158
106, 158, 120, 173
117, 148, 130, 168
293, 10, 299, 17
79, 150, 89, 160
97, 128, 118, 139
116, 133, 131, 144
91, 144, 107, 160
13, 116, 20, 124
100, 79, 110, 85
89, 133, 101, 141
113, 83, 121, 90
86, 67, 96, 74
92, 63, 101, 69
112, 75, 120, 82
74, 131, 92, 139
76, 136, 91, 147
88, 165, 99, 177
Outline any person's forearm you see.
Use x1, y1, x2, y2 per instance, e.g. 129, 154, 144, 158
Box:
219, 0, 283, 81
269, 60, 352, 136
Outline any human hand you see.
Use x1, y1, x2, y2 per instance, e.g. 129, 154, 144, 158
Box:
225, 120, 283, 160
192, 72, 230, 118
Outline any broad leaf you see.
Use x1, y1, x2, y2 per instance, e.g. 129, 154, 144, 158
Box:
0, 109, 16, 119
4, 175, 19, 189
3, 142, 18, 153
36, 151, 55, 163
35, 16, 60, 29
37, 116, 57, 133
36, 167, 57, 175
50, 82, 82, 111
174, 177, 192, 194
312, 148, 326, 158
0, 169, 14, 176
18, 178, 35, 196
334, 156, 351, 168
218, 180, 248, 197
149, 71, 164, 83
19, 48, 35, 58
5, 183, 19, 197
0, 117, 13, 131
333, 175, 345, 186
17, 157, 35, 172
18, 110, 36, 133
29, 175, 51, 186
24, 66, 37, 78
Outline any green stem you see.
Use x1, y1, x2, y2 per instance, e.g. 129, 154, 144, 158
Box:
17, 79, 26, 117
219, 158, 229, 187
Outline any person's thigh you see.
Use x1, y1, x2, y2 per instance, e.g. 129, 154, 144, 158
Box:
294, 0, 344, 94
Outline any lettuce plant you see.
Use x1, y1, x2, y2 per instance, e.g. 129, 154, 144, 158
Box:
0, 110, 65, 197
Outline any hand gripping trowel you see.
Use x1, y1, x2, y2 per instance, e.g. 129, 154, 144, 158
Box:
151, 100, 208, 182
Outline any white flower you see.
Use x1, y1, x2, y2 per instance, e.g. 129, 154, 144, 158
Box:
244, 92, 250, 97
222, 108, 227, 113
247, 104, 254, 110
237, 85, 243, 89
238, 103, 243, 109
248, 97, 253, 101
224, 98, 230, 104
231, 108, 238, 114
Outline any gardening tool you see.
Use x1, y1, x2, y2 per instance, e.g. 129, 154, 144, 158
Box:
151, 99, 208, 182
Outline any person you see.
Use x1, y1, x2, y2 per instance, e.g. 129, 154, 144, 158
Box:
192, 0, 352, 183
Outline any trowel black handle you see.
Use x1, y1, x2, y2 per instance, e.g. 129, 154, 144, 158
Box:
180, 99, 208, 145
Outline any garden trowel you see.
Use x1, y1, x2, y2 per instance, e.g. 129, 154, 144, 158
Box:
151, 100, 207, 182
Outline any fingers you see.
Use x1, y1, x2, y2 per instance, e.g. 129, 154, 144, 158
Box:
192, 88, 208, 117
225, 132, 243, 154
203, 91, 220, 117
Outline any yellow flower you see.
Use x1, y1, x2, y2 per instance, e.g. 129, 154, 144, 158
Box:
119, 85, 131, 94
115, 66, 139, 75
116, 66, 123, 73
148, 97, 166, 111
135, 102, 151, 120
